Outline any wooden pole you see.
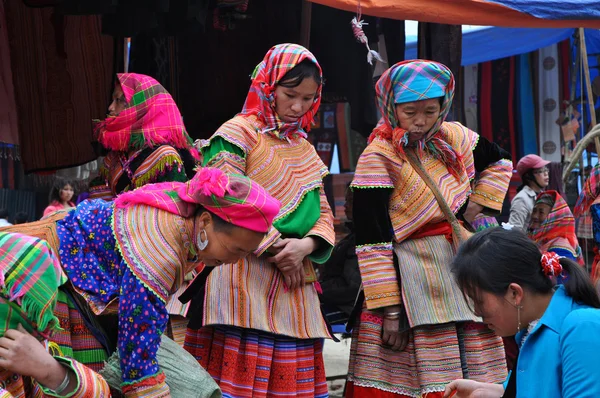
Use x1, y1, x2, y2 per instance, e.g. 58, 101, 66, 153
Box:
566, 39, 579, 161
579, 27, 600, 154
572, 32, 585, 188
300, 1, 312, 49
124, 37, 131, 73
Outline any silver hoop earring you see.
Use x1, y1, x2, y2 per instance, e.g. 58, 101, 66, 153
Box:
197, 229, 208, 251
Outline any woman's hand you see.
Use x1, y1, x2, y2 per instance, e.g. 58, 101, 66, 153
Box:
268, 237, 318, 290
0, 325, 75, 392
443, 379, 504, 398
462, 202, 484, 225
381, 306, 409, 351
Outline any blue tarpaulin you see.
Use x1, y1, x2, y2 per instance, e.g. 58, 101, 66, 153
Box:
487, 0, 600, 21
405, 28, 600, 66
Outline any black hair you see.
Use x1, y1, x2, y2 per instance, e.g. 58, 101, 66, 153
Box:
452, 227, 600, 309
211, 212, 235, 233
517, 169, 535, 193
14, 211, 28, 224
49, 177, 75, 204
195, 206, 235, 233
0, 209, 7, 219
278, 59, 322, 88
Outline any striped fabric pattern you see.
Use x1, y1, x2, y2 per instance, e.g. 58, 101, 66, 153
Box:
212, 115, 330, 221
395, 235, 480, 327
203, 253, 331, 339
102, 145, 186, 196
35, 357, 111, 397
354, 122, 510, 244
199, 114, 335, 338
471, 158, 513, 209
52, 290, 108, 372
0, 210, 68, 262
347, 310, 507, 397
356, 243, 399, 309
530, 190, 583, 262
575, 163, 600, 217
112, 204, 194, 304
352, 122, 512, 309
354, 122, 476, 244
121, 374, 170, 398
185, 326, 328, 398
305, 187, 336, 264
0, 356, 111, 398
0, 368, 25, 397
165, 315, 189, 347
0, 232, 62, 339
245, 127, 328, 221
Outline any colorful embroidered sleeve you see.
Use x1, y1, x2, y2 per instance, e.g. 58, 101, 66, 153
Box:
37, 357, 111, 398
118, 267, 170, 398
470, 134, 513, 213
132, 145, 188, 188
88, 155, 115, 201
305, 186, 335, 264
255, 225, 283, 257
352, 187, 399, 310
202, 135, 247, 175
202, 126, 285, 256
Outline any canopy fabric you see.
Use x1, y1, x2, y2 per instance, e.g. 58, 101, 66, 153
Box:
308, 0, 600, 28
404, 28, 600, 66
405, 27, 573, 66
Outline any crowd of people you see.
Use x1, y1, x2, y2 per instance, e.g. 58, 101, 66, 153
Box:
1, 43, 600, 398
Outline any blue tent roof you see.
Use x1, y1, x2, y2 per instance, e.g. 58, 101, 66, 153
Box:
405, 28, 600, 65
488, 0, 600, 20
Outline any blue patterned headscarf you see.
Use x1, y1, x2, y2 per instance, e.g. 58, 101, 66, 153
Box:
370, 60, 463, 178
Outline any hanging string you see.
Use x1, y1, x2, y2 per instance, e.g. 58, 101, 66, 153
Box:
351, 0, 383, 65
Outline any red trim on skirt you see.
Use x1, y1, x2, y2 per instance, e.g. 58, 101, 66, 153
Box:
184, 325, 328, 398
345, 382, 445, 398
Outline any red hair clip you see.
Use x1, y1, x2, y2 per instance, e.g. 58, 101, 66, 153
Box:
541, 252, 563, 278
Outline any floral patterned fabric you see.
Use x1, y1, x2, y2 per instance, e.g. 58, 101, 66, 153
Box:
56, 199, 170, 394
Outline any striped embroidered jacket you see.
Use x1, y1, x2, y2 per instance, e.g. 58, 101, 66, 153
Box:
200, 114, 335, 339
352, 122, 513, 310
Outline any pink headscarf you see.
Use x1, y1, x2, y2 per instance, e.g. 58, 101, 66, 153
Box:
240, 43, 322, 140
115, 167, 280, 233
94, 73, 199, 159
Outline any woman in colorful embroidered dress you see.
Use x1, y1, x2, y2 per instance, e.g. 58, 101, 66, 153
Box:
89, 72, 199, 200
4, 168, 280, 397
346, 60, 513, 398
88, 72, 201, 346
183, 44, 335, 398
529, 190, 583, 263
0, 231, 110, 397
575, 164, 600, 284
444, 227, 600, 398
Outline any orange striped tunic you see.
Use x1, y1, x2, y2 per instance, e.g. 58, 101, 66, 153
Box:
351, 121, 513, 310
200, 115, 335, 339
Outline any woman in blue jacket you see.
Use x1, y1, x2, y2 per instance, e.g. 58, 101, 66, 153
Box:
444, 227, 600, 398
